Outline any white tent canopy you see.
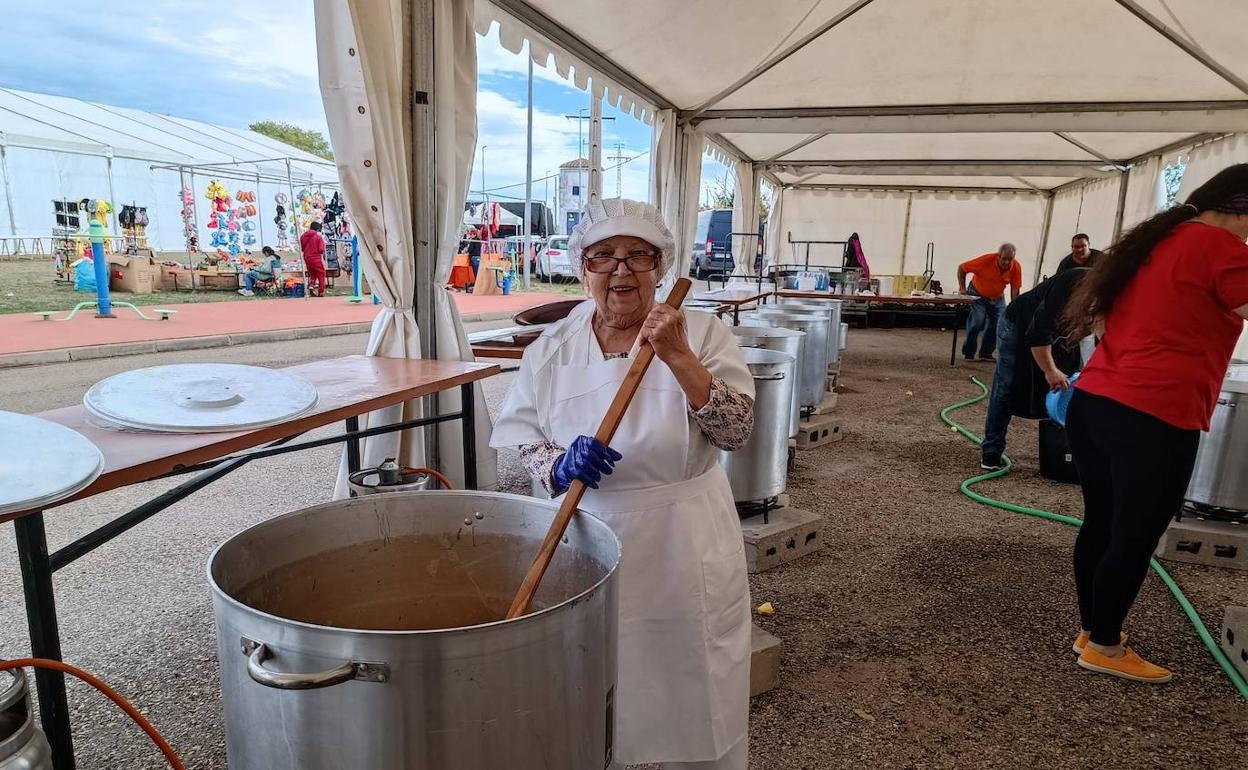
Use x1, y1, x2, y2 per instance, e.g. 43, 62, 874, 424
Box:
0, 88, 338, 250
474, 0, 1248, 286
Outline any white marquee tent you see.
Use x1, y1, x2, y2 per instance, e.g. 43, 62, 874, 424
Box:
0, 88, 339, 251
315, 0, 1248, 485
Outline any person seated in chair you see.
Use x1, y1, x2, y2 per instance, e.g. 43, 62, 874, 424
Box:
239, 247, 282, 296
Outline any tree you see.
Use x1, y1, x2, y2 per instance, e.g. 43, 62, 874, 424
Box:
702, 171, 735, 210
249, 121, 334, 160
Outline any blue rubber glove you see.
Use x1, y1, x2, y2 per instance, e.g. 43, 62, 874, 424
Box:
552, 436, 623, 493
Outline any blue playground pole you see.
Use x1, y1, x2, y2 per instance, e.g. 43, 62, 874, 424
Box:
89, 221, 114, 317
352, 236, 361, 298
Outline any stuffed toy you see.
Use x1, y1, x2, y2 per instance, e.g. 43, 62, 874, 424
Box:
275, 192, 288, 205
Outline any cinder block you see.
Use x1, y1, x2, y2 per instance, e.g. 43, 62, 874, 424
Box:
750, 624, 781, 697
740, 505, 822, 573
827, 359, 841, 376
827, 372, 840, 392
1223, 606, 1248, 681
1155, 518, 1248, 570
796, 414, 841, 449
812, 392, 838, 415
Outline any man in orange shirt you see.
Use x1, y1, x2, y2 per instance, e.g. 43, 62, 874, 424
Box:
957, 243, 1022, 361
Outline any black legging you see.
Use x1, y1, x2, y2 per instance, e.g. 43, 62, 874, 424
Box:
1065, 390, 1200, 646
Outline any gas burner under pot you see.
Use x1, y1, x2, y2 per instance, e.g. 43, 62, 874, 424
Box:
737, 497, 781, 522
1179, 500, 1248, 524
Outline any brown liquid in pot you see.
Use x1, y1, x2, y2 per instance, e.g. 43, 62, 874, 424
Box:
234, 532, 597, 631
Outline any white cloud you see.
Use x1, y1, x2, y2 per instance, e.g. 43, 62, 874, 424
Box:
475, 22, 585, 92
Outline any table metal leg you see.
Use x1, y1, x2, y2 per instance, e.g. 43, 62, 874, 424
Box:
733, 305, 740, 325
950, 310, 963, 366
14, 512, 75, 770
461, 382, 478, 490
345, 416, 362, 473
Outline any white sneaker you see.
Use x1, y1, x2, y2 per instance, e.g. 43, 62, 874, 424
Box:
238, 289, 254, 297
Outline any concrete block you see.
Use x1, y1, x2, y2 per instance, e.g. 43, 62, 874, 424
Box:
812, 391, 838, 415
740, 506, 822, 573
827, 359, 841, 376
796, 414, 841, 449
0, 349, 72, 369
155, 334, 230, 352
1155, 518, 1248, 570
827, 372, 840, 392
1223, 606, 1248, 681
69, 341, 158, 361
750, 624, 781, 697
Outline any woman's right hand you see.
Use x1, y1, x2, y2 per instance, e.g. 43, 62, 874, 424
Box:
1045, 368, 1071, 392
552, 436, 623, 492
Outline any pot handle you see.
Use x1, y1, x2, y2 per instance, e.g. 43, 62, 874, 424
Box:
241, 637, 389, 690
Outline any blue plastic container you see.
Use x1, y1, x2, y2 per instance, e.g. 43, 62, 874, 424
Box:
1045, 372, 1081, 427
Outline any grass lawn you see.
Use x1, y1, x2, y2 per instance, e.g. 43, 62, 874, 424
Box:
0, 258, 583, 316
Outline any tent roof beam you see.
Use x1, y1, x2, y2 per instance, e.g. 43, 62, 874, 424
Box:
787, 183, 1044, 195
764, 133, 827, 162
692, 101, 1248, 134
766, 159, 1116, 177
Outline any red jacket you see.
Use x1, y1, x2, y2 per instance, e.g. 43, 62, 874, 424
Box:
300, 230, 326, 262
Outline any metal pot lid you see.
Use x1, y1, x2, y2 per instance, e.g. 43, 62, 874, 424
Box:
732, 325, 804, 339
741, 347, 797, 376
83, 364, 319, 433
0, 411, 104, 515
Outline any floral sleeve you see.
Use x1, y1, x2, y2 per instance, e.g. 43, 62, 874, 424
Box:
690, 375, 754, 451
520, 441, 566, 496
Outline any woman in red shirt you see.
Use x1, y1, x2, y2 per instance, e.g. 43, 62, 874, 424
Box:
1063, 164, 1248, 684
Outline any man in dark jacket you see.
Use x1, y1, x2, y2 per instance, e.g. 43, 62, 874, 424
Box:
980, 267, 1091, 469
1055, 233, 1103, 273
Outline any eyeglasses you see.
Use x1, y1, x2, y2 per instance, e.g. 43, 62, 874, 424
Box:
581, 252, 660, 274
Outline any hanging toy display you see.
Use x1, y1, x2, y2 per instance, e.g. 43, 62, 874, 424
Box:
203, 180, 247, 261
233, 189, 258, 252
274, 192, 291, 249
320, 191, 353, 271
179, 186, 198, 253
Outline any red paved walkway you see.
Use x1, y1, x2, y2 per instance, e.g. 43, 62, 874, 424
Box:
0, 291, 568, 356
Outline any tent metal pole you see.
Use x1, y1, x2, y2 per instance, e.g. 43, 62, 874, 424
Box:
791, 183, 1041, 195
286, 158, 307, 301
255, 173, 265, 249
685, 0, 877, 119
764, 133, 827, 162
1112, 169, 1130, 241
410, 0, 439, 470
105, 156, 118, 238
1, 144, 17, 236
524, 53, 534, 291
1053, 132, 1120, 167
898, 192, 913, 275
589, 88, 603, 202
1034, 192, 1056, 285
1113, 0, 1248, 97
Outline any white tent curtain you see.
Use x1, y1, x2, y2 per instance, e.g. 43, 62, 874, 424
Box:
1177, 133, 1248, 202
730, 158, 757, 275
317, 0, 423, 497
1040, 177, 1121, 276
431, 0, 497, 490
764, 185, 784, 266
652, 108, 704, 284
1121, 155, 1166, 232
904, 192, 1047, 290
779, 189, 910, 273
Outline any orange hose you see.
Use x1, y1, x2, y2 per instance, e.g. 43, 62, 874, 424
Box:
0, 658, 183, 770
402, 466, 454, 490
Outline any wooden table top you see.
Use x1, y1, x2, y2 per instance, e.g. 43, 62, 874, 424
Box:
693, 288, 771, 305
5, 355, 499, 522
776, 290, 974, 306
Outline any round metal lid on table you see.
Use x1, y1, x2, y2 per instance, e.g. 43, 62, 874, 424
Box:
1223, 360, 1248, 395
83, 363, 319, 433
0, 411, 104, 515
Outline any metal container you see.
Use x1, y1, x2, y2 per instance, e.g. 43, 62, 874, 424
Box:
731, 326, 803, 437
776, 298, 843, 364
209, 491, 620, 770
840, 322, 848, 352
720, 349, 796, 503
744, 310, 830, 407
0, 670, 52, 770
1186, 362, 1248, 513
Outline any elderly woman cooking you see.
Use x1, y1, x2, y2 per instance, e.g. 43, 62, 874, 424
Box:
492, 198, 755, 770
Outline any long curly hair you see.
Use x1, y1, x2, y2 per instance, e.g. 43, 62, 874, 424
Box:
1064, 163, 1248, 337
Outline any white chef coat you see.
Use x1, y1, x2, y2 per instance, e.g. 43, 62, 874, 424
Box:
491, 300, 754, 765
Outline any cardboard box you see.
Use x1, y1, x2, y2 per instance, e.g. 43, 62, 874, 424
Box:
107, 253, 158, 294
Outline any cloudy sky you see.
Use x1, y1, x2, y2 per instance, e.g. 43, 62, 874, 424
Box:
5, 1, 727, 212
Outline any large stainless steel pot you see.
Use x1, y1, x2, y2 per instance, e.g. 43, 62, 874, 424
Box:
0, 670, 52, 770
720, 349, 796, 502
209, 491, 620, 770
731, 326, 803, 437
776, 298, 843, 364
1186, 362, 1248, 512
743, 310, 830, 407
840, 322, 848, 352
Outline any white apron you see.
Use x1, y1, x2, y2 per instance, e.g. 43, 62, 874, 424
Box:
548, 346, 751, 765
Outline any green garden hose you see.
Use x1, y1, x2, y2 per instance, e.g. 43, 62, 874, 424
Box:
940, 376, 1248, 701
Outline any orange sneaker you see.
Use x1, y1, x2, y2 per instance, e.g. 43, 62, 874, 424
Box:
1071, 630, 1127, 654
1077, 645, 1172, 683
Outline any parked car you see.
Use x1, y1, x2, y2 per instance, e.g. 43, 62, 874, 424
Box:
537, 236, 578, 281
690, 209, 735, 279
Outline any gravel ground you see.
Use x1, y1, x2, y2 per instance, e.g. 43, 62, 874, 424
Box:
1, 327, 1245, 769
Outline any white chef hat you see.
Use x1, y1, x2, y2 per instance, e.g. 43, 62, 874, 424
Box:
567, 198, 675, 277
